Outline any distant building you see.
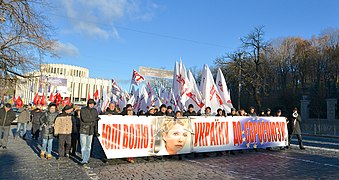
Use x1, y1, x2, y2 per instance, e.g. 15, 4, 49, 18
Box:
15, 64, 111, 105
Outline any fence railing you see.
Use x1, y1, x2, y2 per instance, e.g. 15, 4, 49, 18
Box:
302, 119, 338, 136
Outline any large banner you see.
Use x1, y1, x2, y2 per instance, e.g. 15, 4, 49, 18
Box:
98, 115, 288, 159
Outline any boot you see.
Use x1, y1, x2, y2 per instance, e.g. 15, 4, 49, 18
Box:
40, 151, 45, 159
46, 154, 52, 160
299, 141, 305, 150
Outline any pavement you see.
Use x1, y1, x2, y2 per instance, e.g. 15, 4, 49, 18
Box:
1, 125, 339, 180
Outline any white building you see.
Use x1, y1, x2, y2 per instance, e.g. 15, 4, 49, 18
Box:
15, 64, 111, 105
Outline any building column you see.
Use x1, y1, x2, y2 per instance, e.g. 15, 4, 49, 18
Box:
326, 99, 337, 121
300, 95, 310, 120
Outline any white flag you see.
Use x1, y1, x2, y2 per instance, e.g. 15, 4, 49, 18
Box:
137, 85, 148, 112
172, 60, 191, 110
199, 64, 223, 114
216, 68, 233, 113
101, 90, 111, 113
185, 70, 204, 112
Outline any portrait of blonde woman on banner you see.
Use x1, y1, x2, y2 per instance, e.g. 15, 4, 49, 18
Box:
155, 117, 192, 155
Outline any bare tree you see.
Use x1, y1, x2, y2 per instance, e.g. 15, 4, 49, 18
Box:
0, 0, 56, 95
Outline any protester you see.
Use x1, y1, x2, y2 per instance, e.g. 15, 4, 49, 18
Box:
216, 108, 224, 117
0, 103, 16, 149
175, 111, 182, 118
266, 108, 273, 117
183, 104, 197, 116
203, 107, 212, 116
146, 106, 156, 116
156, 104, 167, 116
54, 105, 73, 160
227, 108, 238, 116
104, 103, 119, 115
248, 107, 257, 117
31, 108, 44, 140
71, 108, 81, 156
126, 109, 135, 163
137, 110, 146, 116
259, 110, 265, 116
238, 108, 247, 116
80, 99, 99, 167
39, 103, 59, 160
16, 105, 30, 140
166, 106, 175, 117
288, 107, 305, 150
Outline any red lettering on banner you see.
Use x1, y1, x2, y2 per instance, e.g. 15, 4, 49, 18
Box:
143, 125, 149, 148
250, 122, 255, 143
210, 122, 216, 146
280, 122, 286, 141
194, 121, 230, 147
128, 125, 135, 149
257, 122, 263, 143
233, 121, 243, 146
123, 124, 129, 149
266, 122, 271, 142
134, 124, 140, 149
204, 122, 210, 146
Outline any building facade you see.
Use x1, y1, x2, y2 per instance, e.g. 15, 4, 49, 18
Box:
15, 64, 111, 105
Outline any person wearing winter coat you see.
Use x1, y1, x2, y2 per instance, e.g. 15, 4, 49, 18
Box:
0, 103, 16, 149
16, 105, 30, 140
39, 103, 59, 160
79, 99, 99, 167
54, 105, 74, 160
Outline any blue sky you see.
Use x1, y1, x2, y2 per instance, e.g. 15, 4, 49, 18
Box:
46, 0, 339, 90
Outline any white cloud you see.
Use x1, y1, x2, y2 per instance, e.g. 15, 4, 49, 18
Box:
61, 0, 158, 39
53, 41, 79, 57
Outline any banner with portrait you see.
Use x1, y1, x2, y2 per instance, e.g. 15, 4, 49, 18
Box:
98, 115, 288, 159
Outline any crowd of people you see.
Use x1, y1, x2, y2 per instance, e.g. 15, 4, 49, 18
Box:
0, 100, 305, 167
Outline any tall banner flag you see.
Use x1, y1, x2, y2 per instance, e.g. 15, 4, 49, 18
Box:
186, 70, 204, 112
199, 64, 223, 114
101, 90, 111, 113
216, 68, 233, 113
172, 60, 191, 110
131, 69, 145, 86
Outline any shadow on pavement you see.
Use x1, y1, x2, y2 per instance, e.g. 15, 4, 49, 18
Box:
0, 153, 20, 179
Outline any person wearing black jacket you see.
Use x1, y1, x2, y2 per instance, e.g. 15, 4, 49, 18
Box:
183, 104, 197, 116
104, 103, 119, 115
0, 103, 16, 149
80, 99, 99, 166
166, 106, 175, 117
71, 108, 81, 156
155, 104, 167, 116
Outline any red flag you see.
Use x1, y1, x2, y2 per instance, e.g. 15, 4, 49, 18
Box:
41, 93, 46, 106
131, 69, 144, 86
33, 93, 39, 105
62, 97, 70, 107
49, 93, 56, 102
15, 96, 23, 108
93, 90, 99, 101
55, 93, 62, 105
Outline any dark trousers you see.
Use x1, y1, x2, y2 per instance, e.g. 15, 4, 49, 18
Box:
71, 133, 80, 155
0, 126, 11, 147
58, 134, 71, 157
288, 134, 304, 148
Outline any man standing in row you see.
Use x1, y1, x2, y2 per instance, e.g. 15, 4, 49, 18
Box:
16, 105, 30, 140
80, 99, 99, 167
0, 103, 16, 149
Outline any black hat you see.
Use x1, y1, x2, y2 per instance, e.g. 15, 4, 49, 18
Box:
188, 104, 194, 109
167, 106, 172, 110
87, 99, 96, 105
205, 107, 211, 111
4, 103, 12, 108
48, 102, 57, 108
63, 105, 73, 111
277, 109, 282, 113
231, 108, 236, 111
266, 108, 271, 112
160, 104, 167, 109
